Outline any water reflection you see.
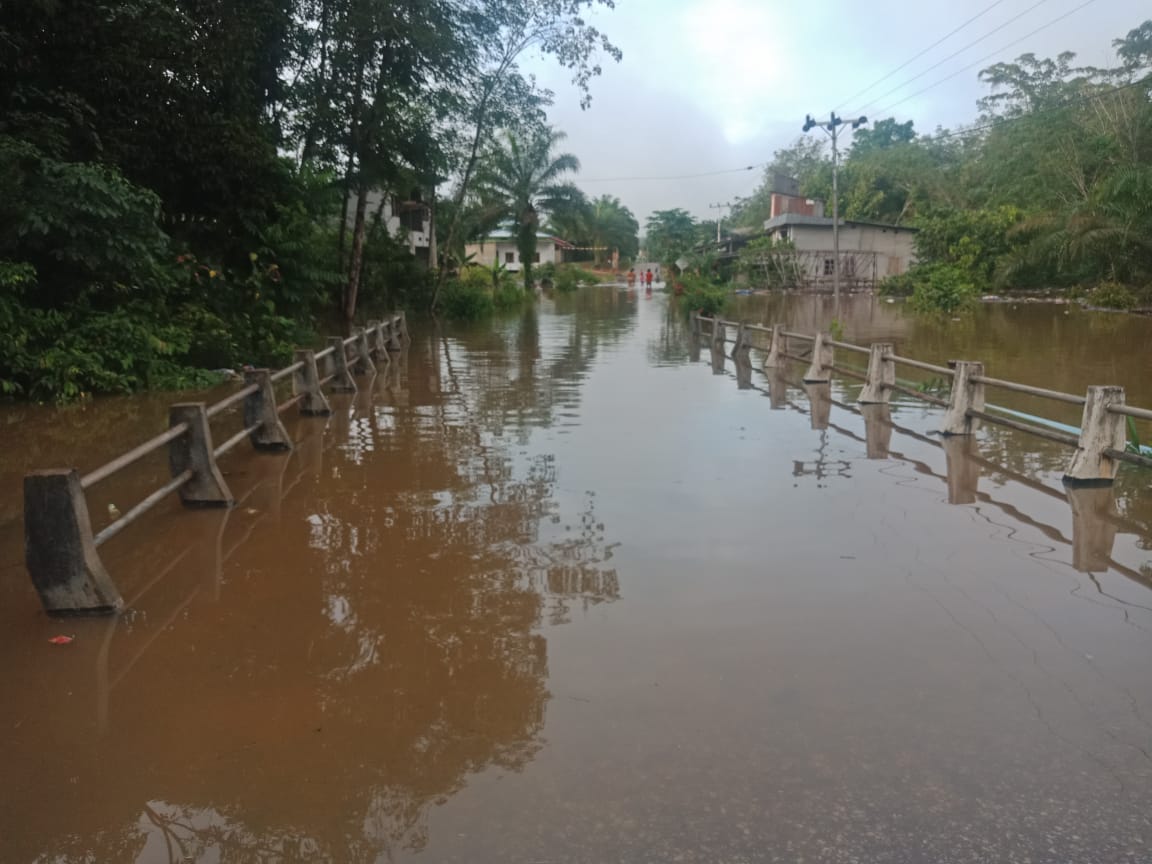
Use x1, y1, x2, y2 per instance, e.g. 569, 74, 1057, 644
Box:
711, 352, 1149, 584
859, 404, 892, 460
1, 302, 625, 863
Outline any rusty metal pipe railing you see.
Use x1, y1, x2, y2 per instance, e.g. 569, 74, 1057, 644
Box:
80, 423, 190, 490
205, 383, 261, 419
93, 469, 195, 547
270, 360, 305, 383
891, 355, 952, 376
828, 339, 869, 355
1109, 404, 1152, 422
971, 375, 1086, 406
213, 422, 263, 459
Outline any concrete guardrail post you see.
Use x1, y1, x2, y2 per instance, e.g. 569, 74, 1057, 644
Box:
730, 323, 751, 362
735, 358, 753, 389
327, 337, 357, 393
352, 327, 377, 377
712, 321, 726, 351
763, 325, 783, 369
1063, 386, 1126, 486
689, 310, 700, 338
399, 311, 411, 345
292, 349, 332, 415
366, 320, 387, 356
388, 316, 404, 351
243, 369, 293, 451
858, 342, 895, 404
169, 404, 234, 507
802, 332, 833, 383
23, 469, 124, 615
939, 361, 984, 436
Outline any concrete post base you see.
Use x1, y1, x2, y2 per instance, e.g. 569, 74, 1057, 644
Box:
24, 469, 123, 616
243, 369, 293, 451
293, 349, 332, 416
858, 343, 895, 404
1064, 386, 1126, 486
327, 337, 357, 393
763, 325, 783, 370
802, 332, 833, 383
939, 361, 985, 436
169, 404, 234, 507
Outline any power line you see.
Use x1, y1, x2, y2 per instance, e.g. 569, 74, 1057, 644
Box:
578, 164, 763, 183
836, 0, 1010, 111
855, 0, 1055, 115
913, 74, 1151, 143
874, 0, 1100, 116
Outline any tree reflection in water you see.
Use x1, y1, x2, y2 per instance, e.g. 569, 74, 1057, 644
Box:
17, 302, 622, 864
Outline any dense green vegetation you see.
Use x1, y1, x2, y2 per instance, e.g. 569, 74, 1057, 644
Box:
732, 22, 1152, 310
0, 0, 622, 400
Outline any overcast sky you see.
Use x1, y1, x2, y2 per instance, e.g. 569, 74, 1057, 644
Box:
526, 0, 1146, 226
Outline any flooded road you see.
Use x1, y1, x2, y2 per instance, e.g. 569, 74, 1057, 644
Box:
2, 289, 1152, 862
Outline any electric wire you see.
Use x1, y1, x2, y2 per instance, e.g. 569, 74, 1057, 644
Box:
836, 0, 1010, 111
874, 0, 1101, 116
912, 74, 1149, 142
856, 0, 1056, 114
579, 164, 763, 183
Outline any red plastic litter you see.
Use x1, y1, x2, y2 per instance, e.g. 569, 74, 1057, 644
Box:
47, 635, 74, 645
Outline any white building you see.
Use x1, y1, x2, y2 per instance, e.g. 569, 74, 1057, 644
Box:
464, 229, 574, 272
346, 189, 433, 263
762, 213, 918, 289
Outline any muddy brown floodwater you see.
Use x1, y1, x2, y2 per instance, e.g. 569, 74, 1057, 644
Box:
2, 289, 1152, 863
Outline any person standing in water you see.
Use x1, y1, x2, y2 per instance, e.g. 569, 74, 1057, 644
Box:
645, 268, 653, 288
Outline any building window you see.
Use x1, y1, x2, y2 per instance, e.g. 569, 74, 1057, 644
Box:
823, 257, 835, 276
505, 251, 515, 264
844, 256, 857, 277
398, 205, 426, 232
534, 252, 541, 263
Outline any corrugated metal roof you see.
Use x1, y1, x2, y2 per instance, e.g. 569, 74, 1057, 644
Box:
763, 214, 917, 232
473, 230, 571, 243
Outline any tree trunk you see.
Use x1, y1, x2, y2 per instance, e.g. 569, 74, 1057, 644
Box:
432, 80, 497, 312
428, 186, 437, 273
344, 180, 369, 323
517, 219, 536, 292
336, 153, 354, 279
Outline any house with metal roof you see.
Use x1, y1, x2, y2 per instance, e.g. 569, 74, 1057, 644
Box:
762, 212, 918, 291
463, 228, 575, 273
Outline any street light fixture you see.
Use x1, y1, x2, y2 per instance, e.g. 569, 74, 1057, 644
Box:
802, 112, 867, 303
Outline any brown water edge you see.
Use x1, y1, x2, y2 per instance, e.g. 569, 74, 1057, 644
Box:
0, 287, 1150, 863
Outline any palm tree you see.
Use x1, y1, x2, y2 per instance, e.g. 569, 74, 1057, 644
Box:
476, 127, 581, 290
588, 195, 640, 265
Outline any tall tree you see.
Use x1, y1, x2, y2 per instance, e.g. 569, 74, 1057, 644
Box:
586, 195, 639, 264
475, 127, 581, 289
433, 0, 621, 305
644, 209, 697, 266
849, 118, 917, 157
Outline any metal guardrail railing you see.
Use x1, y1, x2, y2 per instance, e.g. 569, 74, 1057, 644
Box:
692, 312, 1152, 485
23, 313, 410, 617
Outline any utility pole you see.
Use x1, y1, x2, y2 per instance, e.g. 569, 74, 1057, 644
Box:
709, 202, 731, 244
802, 112, 867, 303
